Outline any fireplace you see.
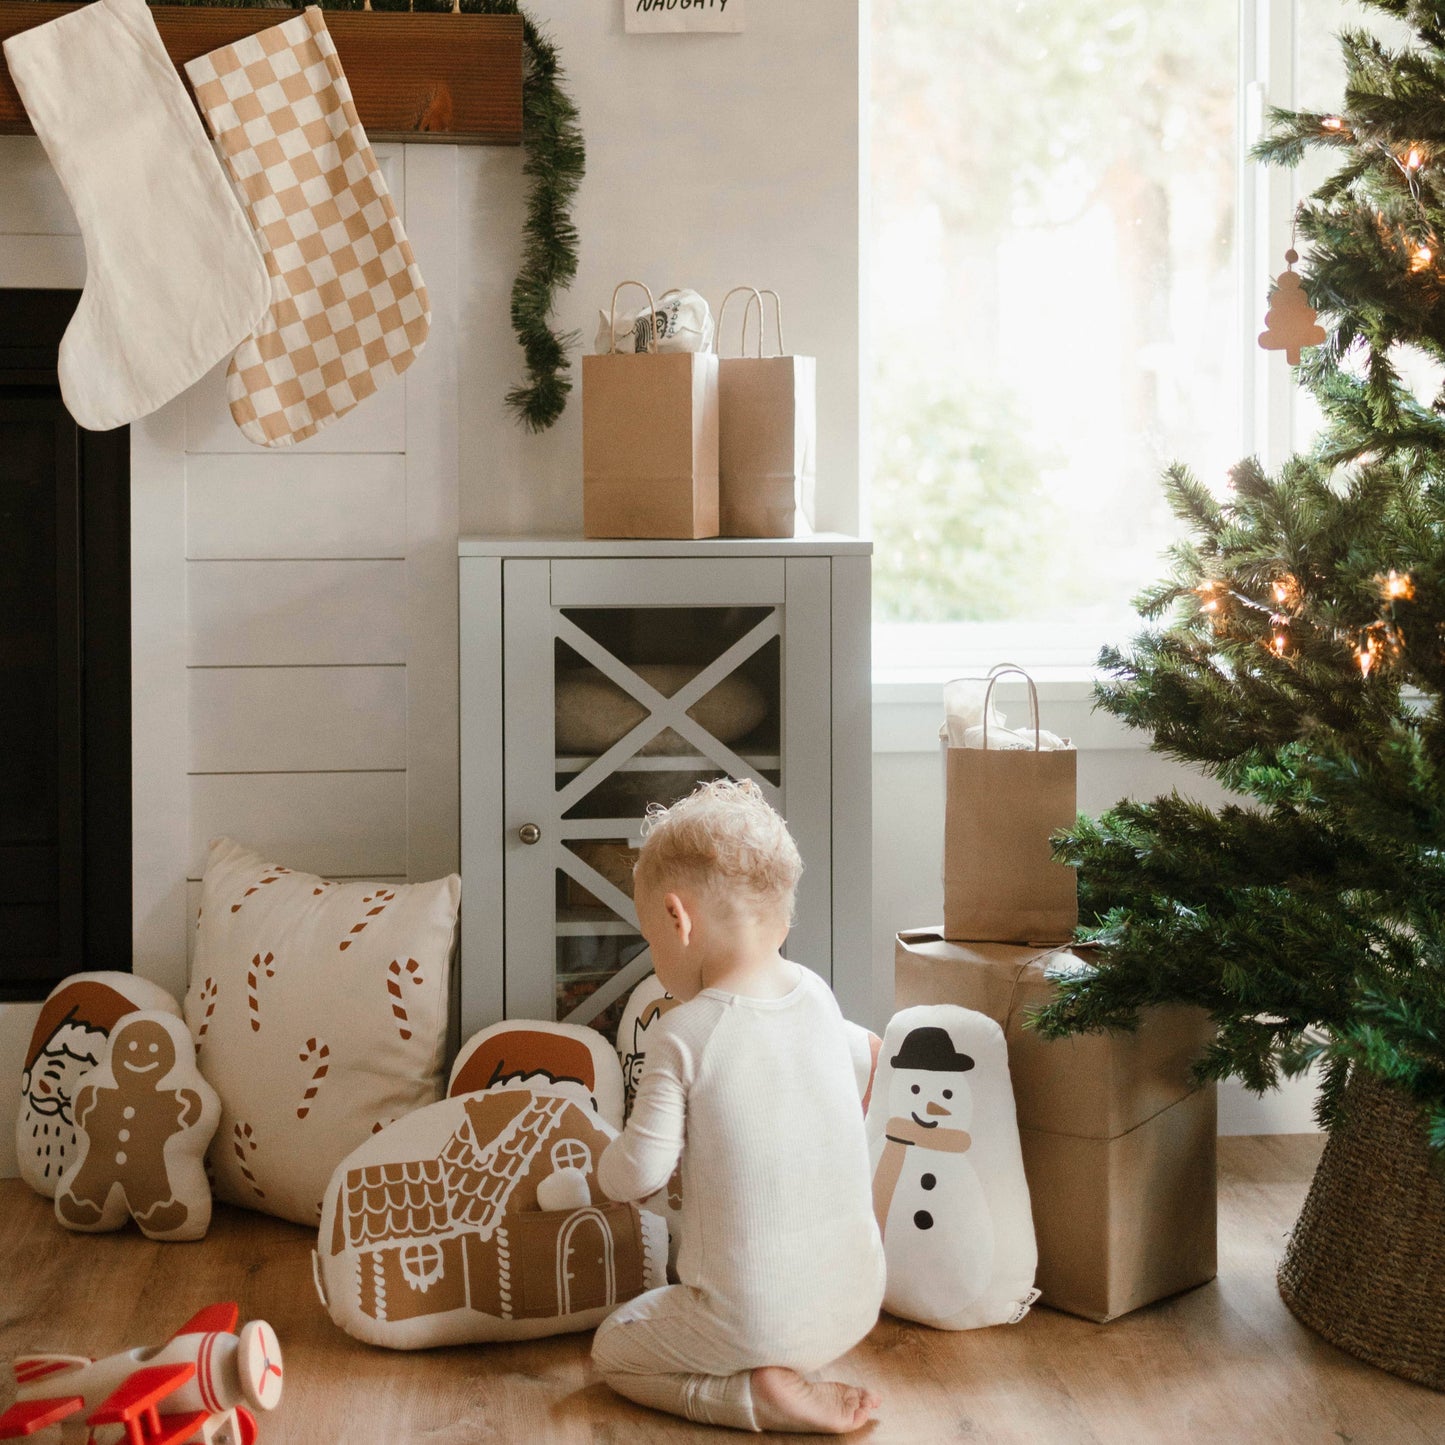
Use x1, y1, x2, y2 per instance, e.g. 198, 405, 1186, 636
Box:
0, 290, 130, 1002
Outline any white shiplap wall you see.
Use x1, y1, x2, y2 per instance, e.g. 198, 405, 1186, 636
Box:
0, 140, 462, 1173
162, 145, 461, 990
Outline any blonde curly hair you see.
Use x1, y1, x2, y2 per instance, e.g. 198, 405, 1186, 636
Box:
633, 778, 803, 922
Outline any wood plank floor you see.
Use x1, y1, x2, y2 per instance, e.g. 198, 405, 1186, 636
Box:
3, 1136, 1443, 1443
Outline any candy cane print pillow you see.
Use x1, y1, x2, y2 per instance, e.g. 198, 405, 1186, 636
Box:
185, 837, 459, 1226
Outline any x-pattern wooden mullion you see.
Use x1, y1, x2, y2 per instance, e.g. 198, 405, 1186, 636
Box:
563, 946, 656, 1027
553, 610, 783, 814
557, 846, 640, 930
553, 830, 656, 1026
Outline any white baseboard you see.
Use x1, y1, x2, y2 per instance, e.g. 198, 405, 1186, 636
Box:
1218, 1066, 1321, 1135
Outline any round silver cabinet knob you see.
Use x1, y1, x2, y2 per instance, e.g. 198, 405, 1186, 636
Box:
518, 823, 542, 845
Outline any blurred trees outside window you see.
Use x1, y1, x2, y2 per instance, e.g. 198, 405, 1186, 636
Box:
869, 0, 1382, 653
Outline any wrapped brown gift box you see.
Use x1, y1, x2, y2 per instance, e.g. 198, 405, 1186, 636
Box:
895, 928, 1217, 1322
582, 349, 720, 539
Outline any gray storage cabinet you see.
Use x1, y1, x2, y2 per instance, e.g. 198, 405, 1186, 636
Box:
458, 535, 872, 1041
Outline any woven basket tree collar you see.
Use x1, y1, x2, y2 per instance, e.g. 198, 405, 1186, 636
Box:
186, 8, 429, 448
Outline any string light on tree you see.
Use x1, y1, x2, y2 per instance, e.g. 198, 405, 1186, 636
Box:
1272, 574, 1302, 610
1381, 569, 1415, 601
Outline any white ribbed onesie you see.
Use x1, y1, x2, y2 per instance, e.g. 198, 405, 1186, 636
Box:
592, 967, 886, 1432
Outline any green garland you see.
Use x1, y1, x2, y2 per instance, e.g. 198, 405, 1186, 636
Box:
463, 0, 584, 431
146, 0, 584, 431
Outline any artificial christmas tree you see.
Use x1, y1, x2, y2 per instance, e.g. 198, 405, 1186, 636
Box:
1032, 0, 1445, 1386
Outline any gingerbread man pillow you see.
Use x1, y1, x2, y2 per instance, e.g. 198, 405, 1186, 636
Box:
55, 1011, 220, 1242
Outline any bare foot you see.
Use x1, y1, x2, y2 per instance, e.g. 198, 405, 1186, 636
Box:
750, 1366, 880, 1434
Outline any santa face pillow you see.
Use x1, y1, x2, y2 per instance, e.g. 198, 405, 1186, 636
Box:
17, 972, 181, 1198
614, 977, 686, 1258
314, 1083, 668, 1350
450, 1019, 624, 1131
616, 975, 682, 1120
866, 1006, 1038, 1330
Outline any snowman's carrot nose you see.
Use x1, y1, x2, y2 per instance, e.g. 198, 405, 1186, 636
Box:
925, 1100, 950, 1116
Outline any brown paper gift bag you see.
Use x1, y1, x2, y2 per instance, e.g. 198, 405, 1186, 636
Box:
943, 668, 1078, 944
583, 281, 719, 539
715, 287, 816, 538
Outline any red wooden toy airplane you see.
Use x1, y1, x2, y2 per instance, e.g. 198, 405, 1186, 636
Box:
0, 1303, 282, 1444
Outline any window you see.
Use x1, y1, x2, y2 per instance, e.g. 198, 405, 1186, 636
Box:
551, 1138, 592, 1173
868, 0, 1405, 674
398, 1240, 447, 1294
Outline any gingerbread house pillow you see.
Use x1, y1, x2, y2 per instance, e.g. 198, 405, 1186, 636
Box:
185, 837, 459, 1227
314, 1083, 668, 1349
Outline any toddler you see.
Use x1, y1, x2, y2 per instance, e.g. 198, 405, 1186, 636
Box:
592, 779, 885, 1434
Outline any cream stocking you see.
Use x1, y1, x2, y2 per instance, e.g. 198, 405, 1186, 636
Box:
2, 0, 269, 431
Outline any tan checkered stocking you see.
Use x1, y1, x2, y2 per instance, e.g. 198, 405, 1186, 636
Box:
186, 8, 430, 448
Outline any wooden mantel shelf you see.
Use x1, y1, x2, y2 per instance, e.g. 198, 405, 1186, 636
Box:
0, 3, 523, 144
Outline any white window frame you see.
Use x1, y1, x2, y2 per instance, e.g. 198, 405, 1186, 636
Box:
869, 0, 1307, 693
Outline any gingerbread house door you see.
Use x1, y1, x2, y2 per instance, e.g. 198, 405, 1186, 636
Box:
557, 1208, 615, 1314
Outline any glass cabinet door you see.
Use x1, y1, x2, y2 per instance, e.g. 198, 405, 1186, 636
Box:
502, 557, 831, 1044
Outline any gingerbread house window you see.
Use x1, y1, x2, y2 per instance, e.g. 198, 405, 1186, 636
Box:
399, 1240, 447, 1294
551, 1139, 591, 1173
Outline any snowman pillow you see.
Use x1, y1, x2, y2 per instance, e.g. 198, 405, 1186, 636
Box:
866, 1005, 1038, 1330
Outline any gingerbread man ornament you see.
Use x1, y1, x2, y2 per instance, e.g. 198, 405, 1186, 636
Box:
55, 1011, 220, 1241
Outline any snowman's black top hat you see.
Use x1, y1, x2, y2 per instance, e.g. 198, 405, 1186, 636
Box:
891, 1026, 975, 1073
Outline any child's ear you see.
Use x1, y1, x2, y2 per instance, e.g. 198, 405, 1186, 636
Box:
663, 891, 692, 946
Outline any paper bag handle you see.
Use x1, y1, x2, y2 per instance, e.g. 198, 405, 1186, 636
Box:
981, 667, 1042, 751
716, 285, 765, 357
715, 286, 786, 356
607, 280, 660, 355
758, 287, 785, 354
942, 661, 1026, 689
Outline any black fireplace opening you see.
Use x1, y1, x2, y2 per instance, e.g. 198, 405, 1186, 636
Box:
0, 290, 131, 1002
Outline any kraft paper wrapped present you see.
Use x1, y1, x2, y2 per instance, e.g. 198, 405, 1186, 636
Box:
943, 668, 1077, 945
895, 927, 1217, 1322
583, 280, 719, 539
715, 287, 816, 538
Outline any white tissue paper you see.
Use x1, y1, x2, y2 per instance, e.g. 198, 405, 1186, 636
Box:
595, 287, 714, 354
959, 722, 1071, 751
942, 677, 1006, 747
940, 676, 1072, 751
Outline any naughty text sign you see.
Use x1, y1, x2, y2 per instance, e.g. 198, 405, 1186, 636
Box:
626, 0, 744, 34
